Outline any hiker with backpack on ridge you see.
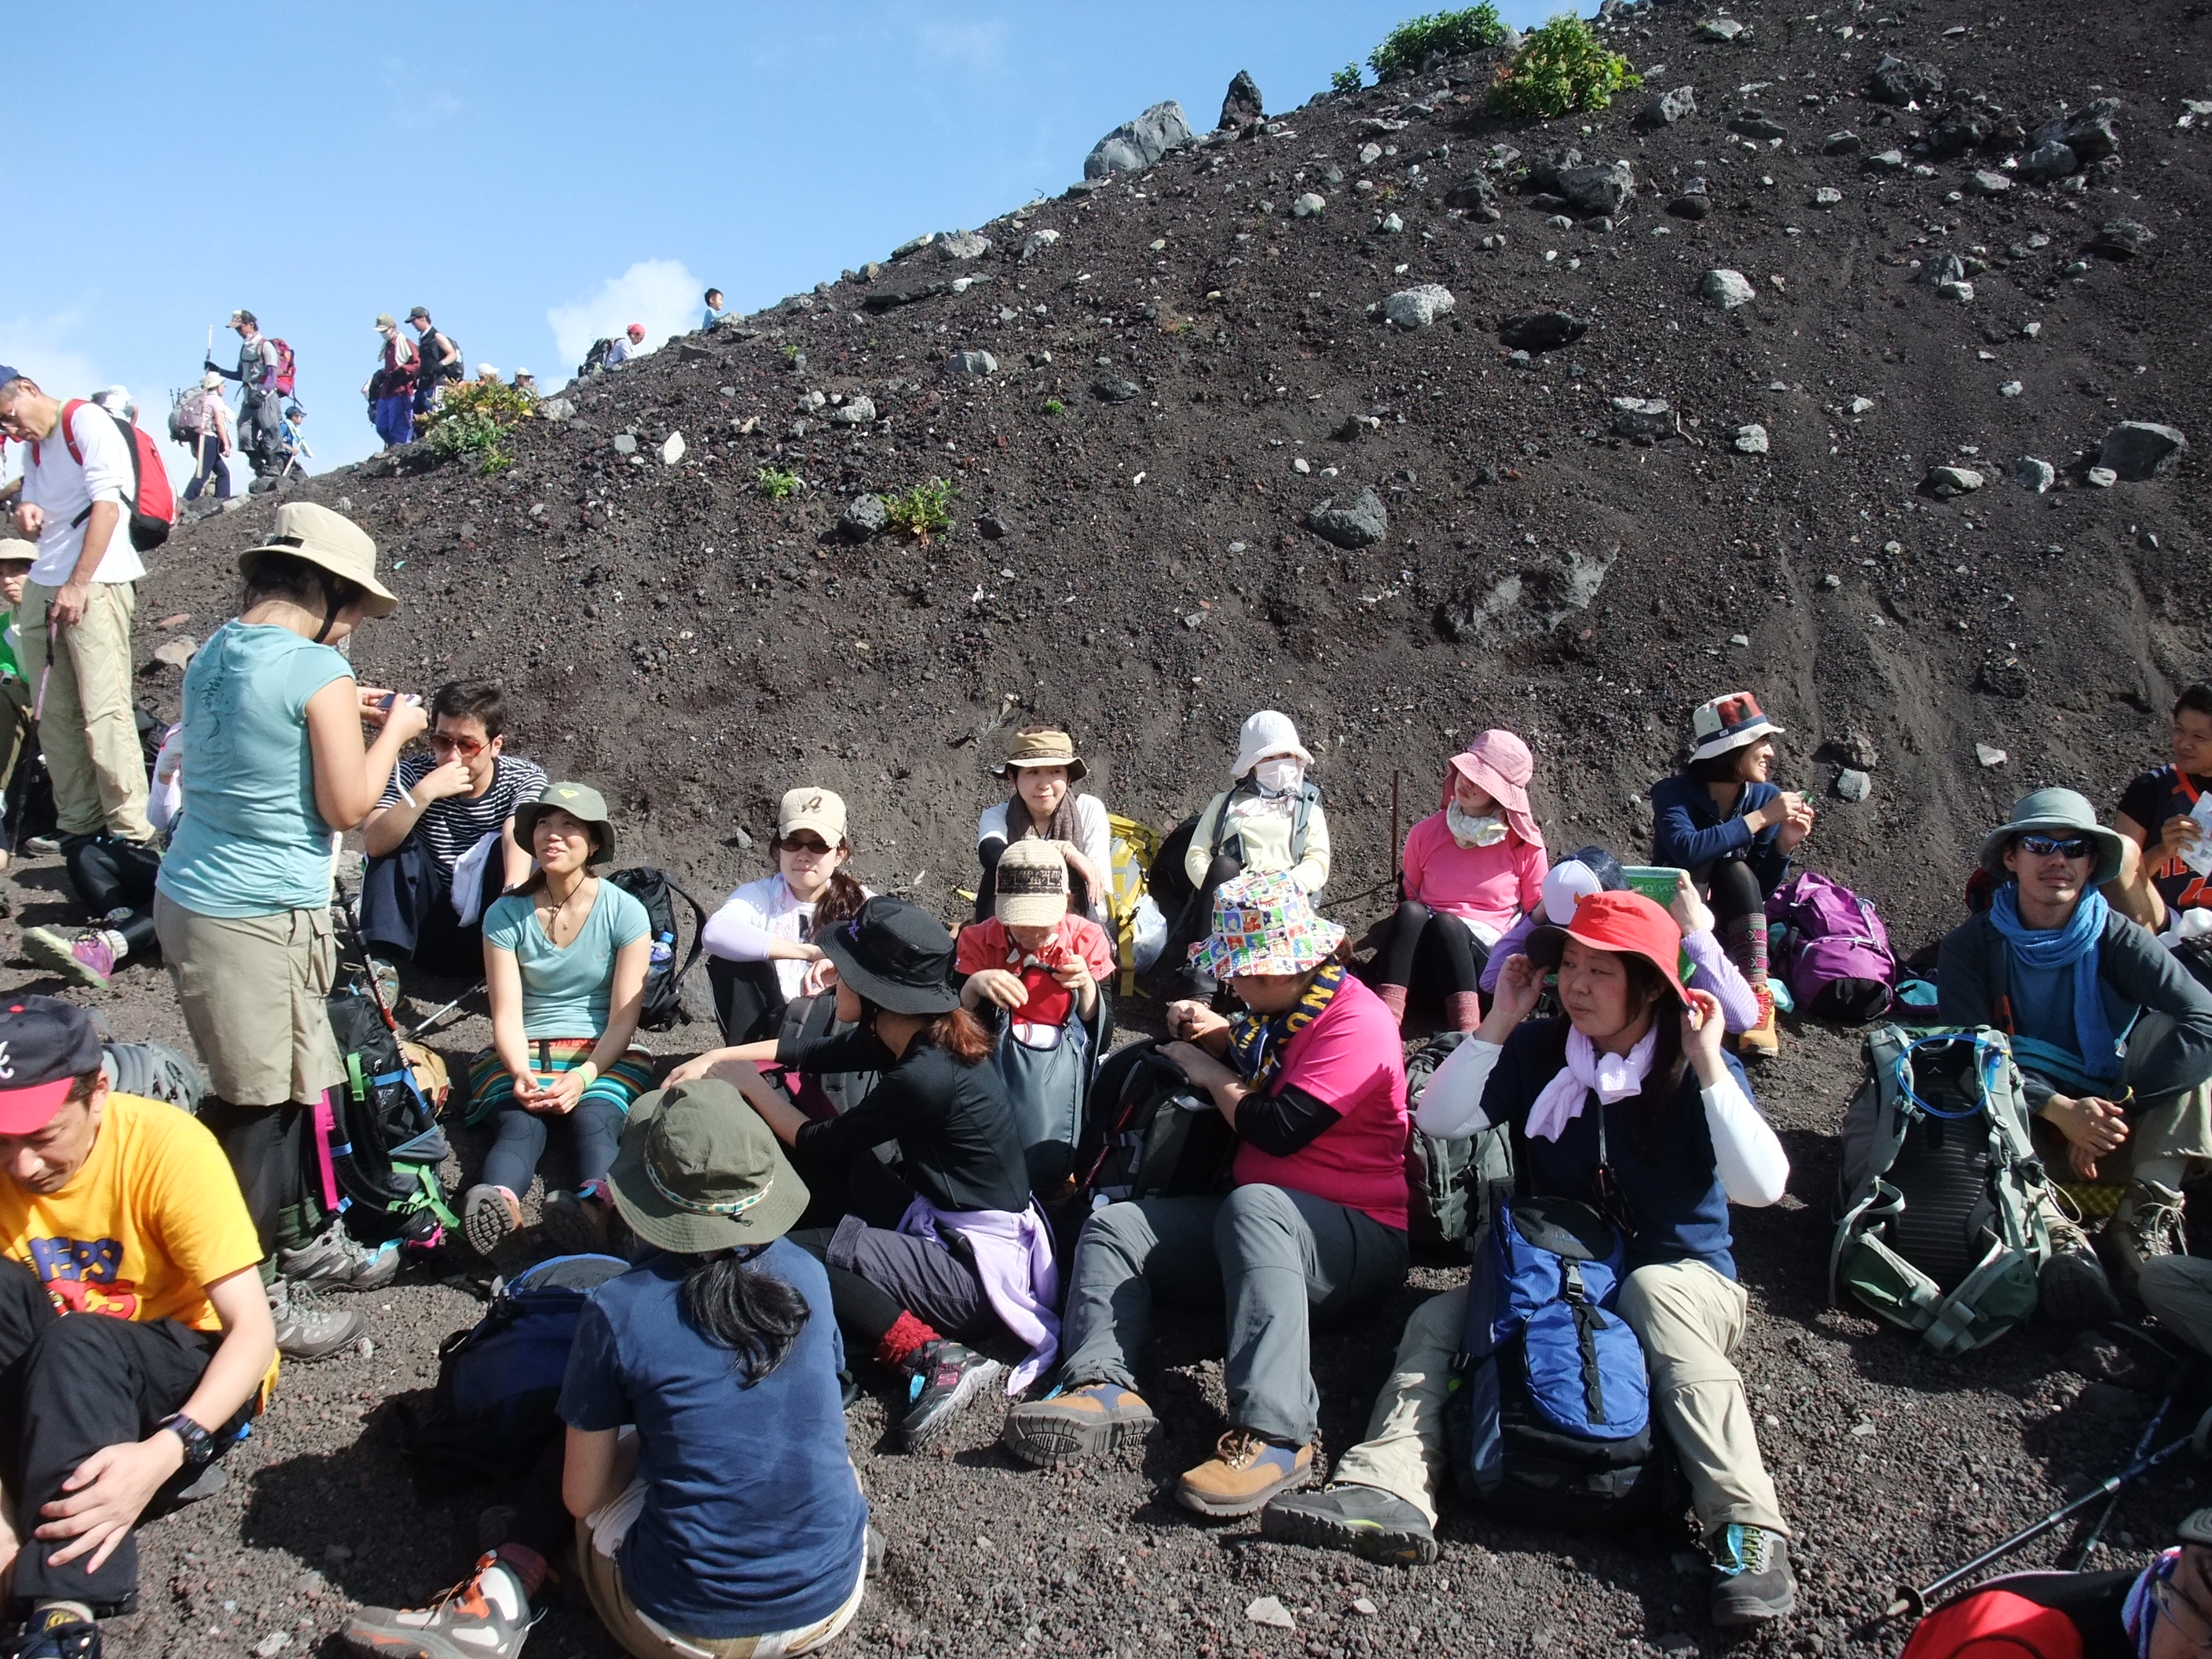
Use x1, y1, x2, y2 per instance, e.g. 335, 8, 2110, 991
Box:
463, 782, 654, 1261
1265, 890, 1796, 1629
176, 372, 235, 504
364, 315, 419, 449
1650, 691, 1815, 1061
154, 503, 425, 1361
205, 309, 287, 478
1374, 729, 1547, 1033
667, 897, 1049, 1453
0, 367, 169, 993
973, 725, 1114, 925
1938, 789, 2212, 1306
405, 306, 462, 419
701, 786, 869, 1045
999, 870, 1410, 1518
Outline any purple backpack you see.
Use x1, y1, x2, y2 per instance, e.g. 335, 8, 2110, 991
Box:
1765, 872, 1895, 1023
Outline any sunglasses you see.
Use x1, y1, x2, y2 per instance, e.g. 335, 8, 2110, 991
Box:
780, 836, 833, 855
427, 733, 487, 758
2017, 833, 2091, 859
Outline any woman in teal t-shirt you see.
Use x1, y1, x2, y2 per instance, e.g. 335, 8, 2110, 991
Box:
467, 782, 652, 1258
154, 503, 427, 1343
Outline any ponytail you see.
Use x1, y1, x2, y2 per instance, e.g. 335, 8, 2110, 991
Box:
679, 1247, 811, 1382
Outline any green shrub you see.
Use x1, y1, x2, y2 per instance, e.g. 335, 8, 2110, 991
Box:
1331, 64, 1364, 96
1042, 397, 1067, 416
1491, 15, 1641, 117
755, 467, 802, 500
883, 478, 956, 541
1369, 6, 1504, 80
423, 379, 537, 476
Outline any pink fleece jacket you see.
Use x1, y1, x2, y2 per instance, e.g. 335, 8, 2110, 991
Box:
1401, 811, 1547, 936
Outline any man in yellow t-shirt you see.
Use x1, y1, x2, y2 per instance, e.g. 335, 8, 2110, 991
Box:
0, 996, 274, 1654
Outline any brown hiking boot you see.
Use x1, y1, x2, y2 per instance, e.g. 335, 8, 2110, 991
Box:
1735, 987, 1780, 1061
999, 1382, 1158, 1467
2110, 1180, 2187, 1291
1174, 1430, 1313, 1517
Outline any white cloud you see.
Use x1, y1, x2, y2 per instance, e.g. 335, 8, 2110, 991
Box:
545, 260, 704, 383
916, 19, 1007, 70
0, 309, 137, 492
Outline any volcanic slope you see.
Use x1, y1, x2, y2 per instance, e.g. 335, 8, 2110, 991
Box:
71, 0, 2212, 1654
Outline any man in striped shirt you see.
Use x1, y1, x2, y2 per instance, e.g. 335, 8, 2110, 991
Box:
359, 680, 546, 980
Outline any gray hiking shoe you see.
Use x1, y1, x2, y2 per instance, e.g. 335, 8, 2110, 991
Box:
1708, 1524, 1796, 1626
270, 1283, 367, 1361
2039, 1218, 2123, 1324
463, 1185, 522, 1258
343, 1551, 538, 1658
279, 1224, 401, 1291
2110, 1181, 2187, 1290
537, 1189, 610, 1258
1261, 1483, 1438, 1565
898, 1340, 1005, 1452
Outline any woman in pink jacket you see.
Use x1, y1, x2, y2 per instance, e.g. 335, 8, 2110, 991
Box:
1375, 730, 1547, 1031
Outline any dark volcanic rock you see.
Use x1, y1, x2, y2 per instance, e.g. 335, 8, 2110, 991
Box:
1498, 310, 1588, 352
1727, 110, 1789, 141
2098, 421, 2187, 480
2034, 96, 2122, 161
860, 277, 953, 312
2089, 218, 2154, 259
1866, 53, 1945, 105
1306, 486, 1388, 548
1218, 69, 1264, 131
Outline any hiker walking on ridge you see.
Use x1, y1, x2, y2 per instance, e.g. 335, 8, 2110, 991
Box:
205, 309, 285, 477
364, 316, 418, 449
407, 306, 461, 419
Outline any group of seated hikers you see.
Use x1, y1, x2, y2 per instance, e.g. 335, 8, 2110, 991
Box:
7, 503, 2212, 1659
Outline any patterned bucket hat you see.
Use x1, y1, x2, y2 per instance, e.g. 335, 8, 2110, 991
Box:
1188, 869, 1346, 979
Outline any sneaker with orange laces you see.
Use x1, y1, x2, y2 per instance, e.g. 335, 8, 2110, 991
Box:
342, 1551, 540, 1657
1174, 1429, 1313, 1517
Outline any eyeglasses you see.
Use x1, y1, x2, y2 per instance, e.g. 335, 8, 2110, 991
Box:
427, 733, 486, 759
2017, 833, 2092, 859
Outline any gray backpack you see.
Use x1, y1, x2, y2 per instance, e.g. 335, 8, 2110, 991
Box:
1404, 1031, 1514, 1253
1830, 1025, 2052, 1356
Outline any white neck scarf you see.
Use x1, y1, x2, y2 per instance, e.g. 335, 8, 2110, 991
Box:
1527, 1025, 1657, 1142
1447, 803, 1507, 848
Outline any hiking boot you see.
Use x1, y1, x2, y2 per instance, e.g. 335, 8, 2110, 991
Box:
463, 1185, 522, 1258
5, 1611, 100, 1658
342, 1551, 537, 1658
538, 1189, 610, 1258
1734, 988, 1780, 1062
2109, 1180, 2187, 1290
279, 1224, 401, 1292
2039, 1220, 2123, 1324
1707, 1524, 1796, 1626
270, 1284, 368, 1362
20, 928, 114, 990
1174, 1430, 1314, 1518
1261, 1483, 1437, 1565
1000, 1382, 1159, 1467
896, 1339, 1005, 1452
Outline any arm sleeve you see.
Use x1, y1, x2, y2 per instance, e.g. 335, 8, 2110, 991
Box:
1516, 841, 1547, 917
1481, 914, 1538, 993
2103, 918, 2212, 1099
1704, 1073, 1789, 1206
1234, 1082, 1345, 1157
1080, 797, 1113, 881
375, 754, 427, 811
1292, 801, 1331, 892
702, 888, 776, 961
1650, 778, 1753, 870
1683, 928, 1760, 1033
954, 921, 1003, 976
555, 1301, 627, 1430
2116, 772, 2166, 835
482, 898, 526, 954
607, 888, 651, 948
1401, 819, 1430, 905
976, 801, 1008, 849
1415, 1037, 1506, 1137
72, 407, 132, 505
1185, 797, 1225, 887
1071, 918, 1116, 981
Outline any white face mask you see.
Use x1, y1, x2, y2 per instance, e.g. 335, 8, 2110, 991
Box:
1447, 802, 1508, 848
1252, 757, 1305, 797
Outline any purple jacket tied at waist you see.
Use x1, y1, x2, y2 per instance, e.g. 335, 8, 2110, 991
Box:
897, 1196, 1060, 1392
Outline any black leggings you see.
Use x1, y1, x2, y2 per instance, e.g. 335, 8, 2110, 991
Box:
63, 832, 160, 958
482, 1097, 626, 1197
198, 1098, 324, 1259
1378, 899, 1489, 996
707, 956, 786, 1046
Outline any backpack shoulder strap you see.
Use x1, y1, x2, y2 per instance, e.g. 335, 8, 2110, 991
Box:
663, 880, 711, 1010
1291, 782, 1319, 865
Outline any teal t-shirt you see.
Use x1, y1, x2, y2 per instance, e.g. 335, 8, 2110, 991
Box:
482, 881, 651, 1038
158, 621, 353, 917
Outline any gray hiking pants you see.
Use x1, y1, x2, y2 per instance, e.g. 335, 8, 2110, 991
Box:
2139, 1255, 2212, 1361
1056, 1184, 1408, 1447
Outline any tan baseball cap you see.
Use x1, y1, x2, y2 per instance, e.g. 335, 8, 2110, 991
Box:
994, 839, 1070, 928
374, 313, 397, 331
778, 786, 847, 846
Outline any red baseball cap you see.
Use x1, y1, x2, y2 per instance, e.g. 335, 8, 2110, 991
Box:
0, 996, 105, 1134
1525, 890, 1685, 999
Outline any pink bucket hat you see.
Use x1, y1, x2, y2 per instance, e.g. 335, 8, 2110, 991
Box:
1445, 729, 1543, 848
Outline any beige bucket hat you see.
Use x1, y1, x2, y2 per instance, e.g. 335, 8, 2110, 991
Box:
238, 503, 398, 617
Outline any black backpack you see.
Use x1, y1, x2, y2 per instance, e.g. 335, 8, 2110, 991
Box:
1404, 1031, 1514, 1254
389, 1253, 630, 1490
580, 337, 615, 375
1074, 1039, 1236, 1209
323, 978, 456, 1243
434, 333, 465, 383
606, 867, 709, 1031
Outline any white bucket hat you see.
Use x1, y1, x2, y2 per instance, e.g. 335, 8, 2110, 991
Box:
1231, 709, 1313, 781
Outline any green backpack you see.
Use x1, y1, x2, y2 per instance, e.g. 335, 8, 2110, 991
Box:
1404, 1031, 1514, 1254
1830, 1025, 2053, 1356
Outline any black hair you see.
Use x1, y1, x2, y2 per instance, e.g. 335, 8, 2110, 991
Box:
854, 992, 994, 1065
679, 1247, 810, 1383
1619, 954, 1690, 1138
2176, 682, 2212, 723
1685, 745, 1762, 786
705, 287, 723, 304
64, 1070, 101, 1108
430, 679, 510, 740
241, 551, 366, 644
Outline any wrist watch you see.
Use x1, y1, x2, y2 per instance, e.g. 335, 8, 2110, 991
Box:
159, 1412, 218, 1467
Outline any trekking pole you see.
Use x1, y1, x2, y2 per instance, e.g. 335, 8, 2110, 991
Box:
408, 982, 485, 1040
1868, 1433, 2193, 1628
1390, 770, 1401, 888
2069, 1393, 2173, 1569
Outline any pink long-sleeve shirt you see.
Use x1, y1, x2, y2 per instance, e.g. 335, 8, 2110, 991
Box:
1401, 811, 1546, 937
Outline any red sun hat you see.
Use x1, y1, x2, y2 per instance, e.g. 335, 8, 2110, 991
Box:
1525, 890, 1685, 998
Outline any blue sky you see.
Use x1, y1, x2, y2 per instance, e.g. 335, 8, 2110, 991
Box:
5, 1, 1563, 482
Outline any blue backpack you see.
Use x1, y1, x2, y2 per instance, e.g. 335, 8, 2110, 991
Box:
1443, 1192, 1672, 1532
391, 1253, 630, 1489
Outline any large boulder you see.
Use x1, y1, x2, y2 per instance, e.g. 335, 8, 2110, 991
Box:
1084, 101, 1194, 178
1382, 285, 1456, 329
1306, 487, 1389, 549
1218, 70, 1264, 131
1639, 85, 1697, 127
1498, 310, 1587, 352
1555, 161, 1635, 218
2098, 421, 2187, 481
2034, 97, 2122, 162
1866, 54, 1945, 106
1702, 269, 1756, 309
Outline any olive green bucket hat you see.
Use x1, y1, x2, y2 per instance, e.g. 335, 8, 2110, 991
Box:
513, 781, 617, 865
606, 1079, 809, 1254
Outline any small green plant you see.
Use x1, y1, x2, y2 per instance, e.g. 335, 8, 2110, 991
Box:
755, 467, 802, 500
782, 342, 801, 361
1369, 5, 1504, 81
1042, 397, 1067, 416
882, 478, 957, 542
423, 379, 537, 475
1491, 15, 1641, 118
1331, 63, 1364, 96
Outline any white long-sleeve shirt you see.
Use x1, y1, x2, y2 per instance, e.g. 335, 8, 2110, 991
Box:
22, 401, 144, 587
702, 873, 873, 1002
1418, 1034, 1789, 1207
